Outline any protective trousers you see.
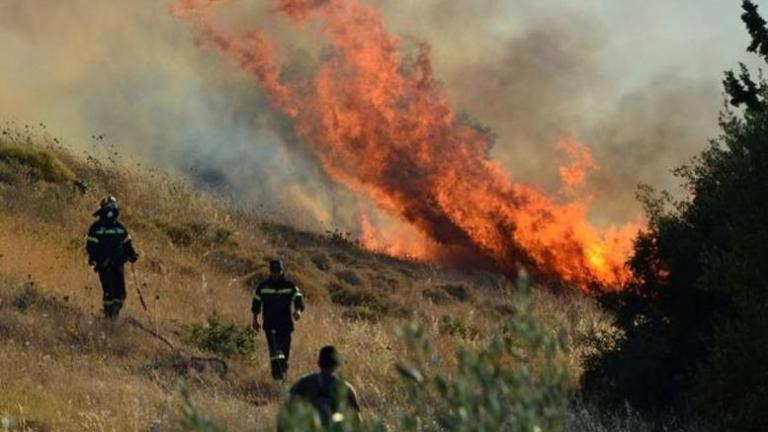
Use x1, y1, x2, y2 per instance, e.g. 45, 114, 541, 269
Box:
98, 265, 126, 320
265, 329, 292, 380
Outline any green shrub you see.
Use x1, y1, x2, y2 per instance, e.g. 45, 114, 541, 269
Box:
311, 252, 333, 271
438, 315, 480, 340
423, 284, 473, 305
184, 314, 256, 357
328, 284, 389, 314
10, 283, 45, 312
290, 271, 329, 303
154, 220, 236, 249
0, 145, 75, 183
334, 269, 364, 286
9, 282, 63, 314
440, 284, 472, 302
329, 252, 354, 265
585, 3, 768, 429
0, 415, 50, 432
180, 274, 571, 432
203, 249, 258, 276
369, 272, 404, 292
0, 161, 23, 185
341, 306, 384, 323
422, 288, 452, 305
179, 383, 229, 432
396, 274, 571, 432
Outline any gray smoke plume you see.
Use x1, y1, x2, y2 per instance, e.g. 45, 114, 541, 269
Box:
0, 0, 752, 232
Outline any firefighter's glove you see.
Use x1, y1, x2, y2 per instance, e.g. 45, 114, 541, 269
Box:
252, 317, 261, 332
293, 310, 302, 321
128, 252, 139, 263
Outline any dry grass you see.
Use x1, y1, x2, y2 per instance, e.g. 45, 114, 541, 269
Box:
0, 125, 616, 431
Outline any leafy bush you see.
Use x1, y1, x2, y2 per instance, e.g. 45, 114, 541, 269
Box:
328, 284, 390, 315
369, 272, 403, 292
184, 314, 256, 357
203, 249, 258, 276
341, 306, 384, 323
311, 252, 333, 271
0, 161, 23, 185
421, 288, 452, 305
438, 315, 480, 340
180, 274, 572, 432
0, 144, 75, 183
440, 284, 472, 302
289, 271, 330, 303
10, 283, 45, 312
422, 284, 473, 305
334, 269, 364, 286
179, 383, 229, 432
584, 3, 768, 429
565, 398, 708, 432
395, 274, 570, 432
154, 220, 235, 249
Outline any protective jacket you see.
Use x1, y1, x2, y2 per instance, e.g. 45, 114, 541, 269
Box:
289, 372, 361, 425
86, 219, 137, 268
251, 276, 305, 332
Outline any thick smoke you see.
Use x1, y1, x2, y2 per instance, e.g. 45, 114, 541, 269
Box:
373, 0, 731, 224
0, 0, 356, 229
0, 0, 742, 232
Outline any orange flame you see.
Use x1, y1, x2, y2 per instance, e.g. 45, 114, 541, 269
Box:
173, 0, 644, 290
558, 137, 596, 196
358, 210, 433, 260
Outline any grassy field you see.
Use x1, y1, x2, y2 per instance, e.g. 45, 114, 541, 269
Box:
0, 124, 628, 431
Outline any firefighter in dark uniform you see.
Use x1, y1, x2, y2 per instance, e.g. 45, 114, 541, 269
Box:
252, 260, 305, 380
85, 196, 138, 320
287, 345, 361, 427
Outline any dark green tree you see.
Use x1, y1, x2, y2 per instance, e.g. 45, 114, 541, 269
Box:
584, 2, 768, 430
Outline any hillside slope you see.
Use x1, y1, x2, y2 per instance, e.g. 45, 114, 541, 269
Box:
0, 125, 610, 431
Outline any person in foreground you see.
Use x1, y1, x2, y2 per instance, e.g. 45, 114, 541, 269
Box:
286, 346, 361, 427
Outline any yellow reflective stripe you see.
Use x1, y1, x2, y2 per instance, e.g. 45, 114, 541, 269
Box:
261, 287, 296, 295
262, 289, 294, 295
96, 229, 125, 235
122, 235, 132, 244
253, 294, 262, 301
270, 354, 286, 360
103, 299, 124, 306
87, 236, 100, 243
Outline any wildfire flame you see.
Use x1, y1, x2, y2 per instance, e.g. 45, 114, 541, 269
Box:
173, 0, 644, 290
358, 210, 434, 261
558, 137, 597, 196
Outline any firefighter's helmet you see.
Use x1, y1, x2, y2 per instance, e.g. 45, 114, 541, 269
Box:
269, 259, 284, 274
94, 195, 119, 218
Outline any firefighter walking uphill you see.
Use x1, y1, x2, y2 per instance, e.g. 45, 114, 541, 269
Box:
86, 195, 139, 320
252, 259, 305, 380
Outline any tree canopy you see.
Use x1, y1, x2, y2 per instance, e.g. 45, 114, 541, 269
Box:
584, 2, 768, 430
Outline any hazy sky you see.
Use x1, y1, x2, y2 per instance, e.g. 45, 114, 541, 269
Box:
0, 0, 763, 228
542, 0, 755, 88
